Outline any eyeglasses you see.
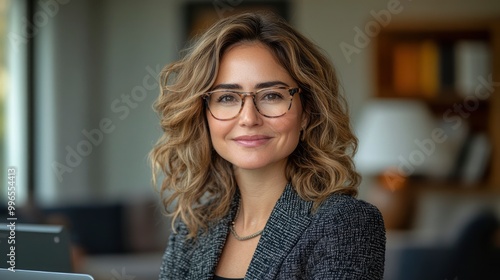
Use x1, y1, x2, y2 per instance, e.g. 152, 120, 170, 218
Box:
203, 86, 300, 121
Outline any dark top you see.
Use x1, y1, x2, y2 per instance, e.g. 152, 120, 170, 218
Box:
159, 184, 386, 279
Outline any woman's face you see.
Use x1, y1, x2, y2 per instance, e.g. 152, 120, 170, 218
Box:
206, 42, 306, 173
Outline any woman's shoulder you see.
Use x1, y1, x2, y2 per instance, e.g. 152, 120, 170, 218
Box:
313, 193, 384, 229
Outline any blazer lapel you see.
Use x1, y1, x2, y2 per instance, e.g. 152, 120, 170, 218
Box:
245, 185, 313, 279
189, 199, 239, 280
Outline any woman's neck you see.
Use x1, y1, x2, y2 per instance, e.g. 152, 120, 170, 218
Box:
233, 166, 288, 232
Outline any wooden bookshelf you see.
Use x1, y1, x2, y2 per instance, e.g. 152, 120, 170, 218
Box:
374, 19, 500, 189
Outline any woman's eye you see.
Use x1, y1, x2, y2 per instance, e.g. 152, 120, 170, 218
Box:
216, 94, 239, 104
261, 92, 284, 102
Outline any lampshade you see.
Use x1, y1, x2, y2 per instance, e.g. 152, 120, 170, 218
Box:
354, 99, 454, 179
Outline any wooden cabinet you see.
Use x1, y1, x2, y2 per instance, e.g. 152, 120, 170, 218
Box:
374, 19, 500, 189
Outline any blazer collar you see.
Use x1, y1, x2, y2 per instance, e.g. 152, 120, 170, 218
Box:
246, 184, 313, 279
190, 185, 313, 280
189, 194, 239, 279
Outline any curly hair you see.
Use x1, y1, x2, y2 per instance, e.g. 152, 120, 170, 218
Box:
150, 12, 360, 239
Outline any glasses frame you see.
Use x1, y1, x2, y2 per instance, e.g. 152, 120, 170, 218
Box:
203, 86, 301, 121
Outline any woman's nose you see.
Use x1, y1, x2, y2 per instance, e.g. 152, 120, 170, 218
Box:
238, 96, 262, 126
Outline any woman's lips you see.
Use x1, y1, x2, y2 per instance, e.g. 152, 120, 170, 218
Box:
233, 135, 272, 147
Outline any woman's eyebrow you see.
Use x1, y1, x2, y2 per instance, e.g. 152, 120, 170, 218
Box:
211, 81, 290, 91
211, 83, 242, 91
255, 81, 290, 89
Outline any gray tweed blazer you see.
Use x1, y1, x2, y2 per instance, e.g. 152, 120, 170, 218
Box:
159, 185, 386, 279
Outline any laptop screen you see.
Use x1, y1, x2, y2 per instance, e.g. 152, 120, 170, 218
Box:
0, 268, 94, 280
0, 223, 72, 273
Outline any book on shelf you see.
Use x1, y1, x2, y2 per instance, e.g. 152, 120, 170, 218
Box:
419, 40, 439, 98
393, 42, 422, 96
391, 39, 492, 100
438, 42, 456, 95
455, 40, 492, 98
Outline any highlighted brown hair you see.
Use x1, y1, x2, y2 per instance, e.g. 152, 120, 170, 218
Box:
150, 12, 359, 239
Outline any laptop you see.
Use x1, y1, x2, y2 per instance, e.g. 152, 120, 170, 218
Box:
0, 268, 94, 280
0, 223, 72, 272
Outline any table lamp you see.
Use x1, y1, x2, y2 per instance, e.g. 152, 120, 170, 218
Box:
354, 99, 452, 229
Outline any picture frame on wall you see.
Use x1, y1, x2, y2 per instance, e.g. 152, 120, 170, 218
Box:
183, 1, 289, 42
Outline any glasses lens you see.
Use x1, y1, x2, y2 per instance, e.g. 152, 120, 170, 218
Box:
256, 88, 292, 117
207, 91, 242, 120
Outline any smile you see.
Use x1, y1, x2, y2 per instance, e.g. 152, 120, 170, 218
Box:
233, 135, 272, 147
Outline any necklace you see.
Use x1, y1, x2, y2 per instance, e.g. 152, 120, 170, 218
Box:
229, 202, 264, 241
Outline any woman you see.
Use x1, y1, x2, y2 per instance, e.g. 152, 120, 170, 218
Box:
151, 12, 385, 280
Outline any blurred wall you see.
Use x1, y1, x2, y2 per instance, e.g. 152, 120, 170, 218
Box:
35, 0, 181, 204
32, 0, 500, 205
